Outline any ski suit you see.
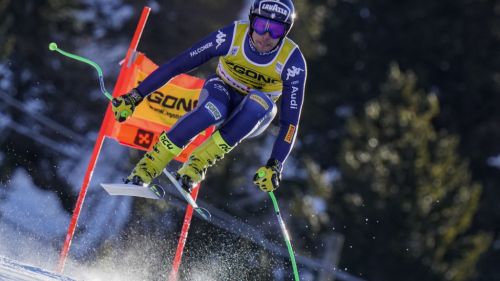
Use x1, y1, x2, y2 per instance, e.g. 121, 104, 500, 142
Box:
135, 20, 307, 165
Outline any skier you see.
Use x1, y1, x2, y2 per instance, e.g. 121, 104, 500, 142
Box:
111, 0, 307, 193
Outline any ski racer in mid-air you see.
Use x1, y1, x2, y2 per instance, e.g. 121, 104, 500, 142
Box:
111, 0, 307, 193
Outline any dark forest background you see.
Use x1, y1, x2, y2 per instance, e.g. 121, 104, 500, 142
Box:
1, 0, 499, 280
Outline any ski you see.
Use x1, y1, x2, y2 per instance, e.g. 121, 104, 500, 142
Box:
100, 182, 165, 200
163, 169, 211, 221
100, 173, 211, 221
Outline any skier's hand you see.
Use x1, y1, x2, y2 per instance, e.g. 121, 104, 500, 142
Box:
253, 159, 282, 192
111, 88, 143, 122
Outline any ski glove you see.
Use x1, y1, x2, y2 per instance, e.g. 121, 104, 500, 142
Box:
111, 88, 143, 122
253, 159, 282, 192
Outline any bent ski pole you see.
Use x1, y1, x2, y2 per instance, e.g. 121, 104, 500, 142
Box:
269, 191, 300, 281
48, 42, 112, 100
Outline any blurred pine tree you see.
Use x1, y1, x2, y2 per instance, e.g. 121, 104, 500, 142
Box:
334, 64, 492, 281
0, 0, 87, 211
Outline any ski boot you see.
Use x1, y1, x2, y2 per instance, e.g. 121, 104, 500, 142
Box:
126, 132, 182, 194
176, 131, 233, 192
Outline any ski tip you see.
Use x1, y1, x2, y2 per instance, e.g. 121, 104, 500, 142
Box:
150, 184, 166, 199
196, 207, 212, 221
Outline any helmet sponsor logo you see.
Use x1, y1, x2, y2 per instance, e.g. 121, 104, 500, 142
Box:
286, 66, 304, 80
260, 2, 289, 18
216, 30, 226, 49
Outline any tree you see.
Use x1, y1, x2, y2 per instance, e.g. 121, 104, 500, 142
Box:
333, 64, 491, 281
296, 2, 500, 276
0, 0, 91, 211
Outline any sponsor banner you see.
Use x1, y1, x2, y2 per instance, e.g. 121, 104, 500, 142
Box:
133, 71, 202, 127
106, 52, 214, 162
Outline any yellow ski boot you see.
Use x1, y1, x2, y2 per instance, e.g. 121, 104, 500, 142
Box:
176, 131, 233, 191
126, 132, 182, 186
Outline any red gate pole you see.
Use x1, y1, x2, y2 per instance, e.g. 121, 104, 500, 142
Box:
56, 7, 151, 273
168, 183, 201, 281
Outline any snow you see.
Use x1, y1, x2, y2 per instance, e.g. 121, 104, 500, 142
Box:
0, 256, 76, 281
0, 139, 366, 280
0, 113, 11, 131
75, 0, 134, 37
487, 154, 500, 169
305, 196, 327, 214
23, 98, 45, 114
0, 140, 134, 277
0, 169, 70, 239
0, 63, 13, 90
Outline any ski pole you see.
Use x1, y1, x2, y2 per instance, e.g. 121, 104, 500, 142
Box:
269, 191, 300, 281
48, 42, 113, 100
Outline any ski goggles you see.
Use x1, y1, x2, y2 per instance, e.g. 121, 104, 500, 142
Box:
251, 16, 287, 39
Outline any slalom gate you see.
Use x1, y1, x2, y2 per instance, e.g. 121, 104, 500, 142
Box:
52, 6, 305, 281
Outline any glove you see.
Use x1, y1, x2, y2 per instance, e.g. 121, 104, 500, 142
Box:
253, 159, 282, 192
111, 88, 143, 122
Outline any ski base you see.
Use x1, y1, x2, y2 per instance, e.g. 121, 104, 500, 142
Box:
100, 183, 165, 199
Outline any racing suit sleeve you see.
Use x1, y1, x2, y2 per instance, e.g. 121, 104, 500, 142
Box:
269, 47, 307, 167
135, 23, 235, 97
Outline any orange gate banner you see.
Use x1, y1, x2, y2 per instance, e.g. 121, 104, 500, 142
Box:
107, 52, 213, 163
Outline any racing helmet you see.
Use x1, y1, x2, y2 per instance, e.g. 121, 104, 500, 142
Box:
249, 0, 296, 36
